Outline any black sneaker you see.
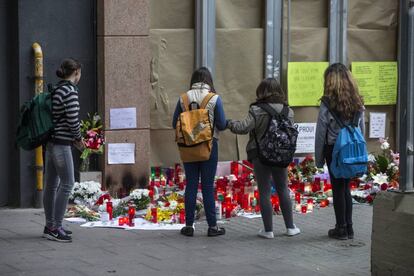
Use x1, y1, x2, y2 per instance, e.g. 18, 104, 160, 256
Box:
347, 224, 354, 239
59, 227, 72, 237
328, 225, 347, 240
207, 226, 225, 237
44, 228, 72, 243
180, 226, 194, 237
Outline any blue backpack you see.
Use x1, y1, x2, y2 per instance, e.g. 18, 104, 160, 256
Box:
322, 99, 368, 178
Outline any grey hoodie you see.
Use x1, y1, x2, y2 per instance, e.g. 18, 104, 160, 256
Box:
315, 101, 365, 168
227, 103, 294, 161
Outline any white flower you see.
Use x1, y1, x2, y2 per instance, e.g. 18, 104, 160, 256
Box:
169, 200, 178, 210
380, 141, 390, 150
372, 173, 389, 185
368, 154, 376, 162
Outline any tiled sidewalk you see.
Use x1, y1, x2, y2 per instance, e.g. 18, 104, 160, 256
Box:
0, 205, 372, 276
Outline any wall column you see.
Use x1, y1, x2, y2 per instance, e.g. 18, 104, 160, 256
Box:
97, 0, 151, 192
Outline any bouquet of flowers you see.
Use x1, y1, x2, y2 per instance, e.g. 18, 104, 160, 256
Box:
80, 113, 105, 172
129, 189, 151, 210
66, 205, 100, 221
69, 181, 103, 207
365, 138, 399, 189
299, 155, 318, 181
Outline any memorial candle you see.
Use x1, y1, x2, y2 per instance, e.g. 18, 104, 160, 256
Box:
295, 192, 301, 204
301, 205, 308, 214
106, 201, 113, 220
128, 205, 136, 226
179, 209, 186, 224
307, 198, 314, 212
151, 207, 158, 223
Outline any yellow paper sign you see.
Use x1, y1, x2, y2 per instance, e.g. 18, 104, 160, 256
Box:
288, 62, 329, 106
352, 62, 398, 105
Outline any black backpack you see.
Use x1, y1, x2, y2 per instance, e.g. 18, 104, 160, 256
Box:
252, 103, 298, 167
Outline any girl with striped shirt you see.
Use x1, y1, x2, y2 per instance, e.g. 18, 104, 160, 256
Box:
43, 58, 83, 243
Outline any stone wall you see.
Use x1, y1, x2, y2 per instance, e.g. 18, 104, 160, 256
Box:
371, 192, 414, 275
97, 0, 151, 192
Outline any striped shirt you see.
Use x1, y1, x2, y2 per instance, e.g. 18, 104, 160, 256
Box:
51, 81, 81, 144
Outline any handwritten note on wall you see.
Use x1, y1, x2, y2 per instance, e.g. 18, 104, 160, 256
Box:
288, 62, 329, 106
107, 143, 135, 165
369, 112, 386, 138
110, 108, 137, 129
352, 62, 398, 105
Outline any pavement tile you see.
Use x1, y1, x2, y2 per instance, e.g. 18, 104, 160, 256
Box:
0, 206, 372, 276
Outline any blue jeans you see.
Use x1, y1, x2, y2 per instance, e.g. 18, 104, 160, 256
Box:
183, 139, 218, 227
43, 143, 75, 229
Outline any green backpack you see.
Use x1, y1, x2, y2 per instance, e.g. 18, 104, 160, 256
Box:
16, 82, 68, 150
16, 92, 54, 150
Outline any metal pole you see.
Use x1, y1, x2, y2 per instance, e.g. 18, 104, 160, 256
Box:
329, 0, 348, 64
195, 0, 216, 76
32, 42, 44, 208
265, 0, 283, 81
398, 0, 414, 192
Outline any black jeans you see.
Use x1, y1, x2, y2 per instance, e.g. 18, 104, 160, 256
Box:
324, 145, 353, 227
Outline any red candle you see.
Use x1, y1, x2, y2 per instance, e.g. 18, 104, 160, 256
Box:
225, 204, 232, 218
301, 205, 307, 214
128, 206, 136, 226
151, 207, 158, 223
295, 192, 301, 204
254, 190, 259, 200
179, 209, 185, 224
106, 201, 113, 220
320, 199, 329, 208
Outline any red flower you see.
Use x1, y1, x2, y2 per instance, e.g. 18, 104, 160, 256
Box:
366, 195, 374, 203
380, 183, 388, 191
364, 184, 372, 190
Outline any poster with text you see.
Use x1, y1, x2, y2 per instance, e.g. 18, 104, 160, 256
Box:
352, 62, 398, 105
288, 62, 329, 106
296, 123, 317, 153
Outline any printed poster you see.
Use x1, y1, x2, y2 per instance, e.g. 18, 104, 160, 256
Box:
296, 123, 317, 153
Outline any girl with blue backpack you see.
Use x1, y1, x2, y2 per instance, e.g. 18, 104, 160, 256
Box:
315, 63, 366, 240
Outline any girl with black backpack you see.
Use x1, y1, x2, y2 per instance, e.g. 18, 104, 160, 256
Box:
315, 63, 365, 240
227, 78, 300, 239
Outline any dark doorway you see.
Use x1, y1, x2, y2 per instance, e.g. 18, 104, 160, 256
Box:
0, 0, 97, 206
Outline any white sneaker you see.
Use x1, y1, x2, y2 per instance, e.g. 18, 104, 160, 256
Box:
286, 225, 301, 236
258, 229, 274, 239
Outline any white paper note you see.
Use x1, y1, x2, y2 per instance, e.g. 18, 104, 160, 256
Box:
108, 143, 135, 165
369, 112, 386, 138
296, 123, 317, 153
110, 107, 137, 129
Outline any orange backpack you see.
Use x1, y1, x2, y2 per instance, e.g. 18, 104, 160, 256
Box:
175, 92, 215, 162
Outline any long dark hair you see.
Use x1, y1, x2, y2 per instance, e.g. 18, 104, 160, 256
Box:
256, 78, 286, 104
322, 63, 364, 120
56, 58, 82, 79
190, 67, 216, 92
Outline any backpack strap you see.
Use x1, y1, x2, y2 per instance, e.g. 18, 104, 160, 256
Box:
181, 93, 190, 112
200, 93, 215, 109
352, 111, 361, 127
320, 98, 345, 129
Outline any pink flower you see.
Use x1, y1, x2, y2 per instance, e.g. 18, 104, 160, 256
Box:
390, 150, 400, 166
87, 130, 98, 137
